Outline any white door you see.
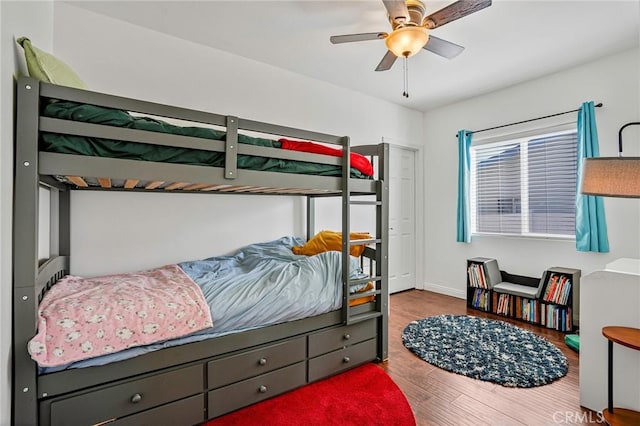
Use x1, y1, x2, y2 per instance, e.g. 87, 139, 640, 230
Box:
388, 145, 416, 293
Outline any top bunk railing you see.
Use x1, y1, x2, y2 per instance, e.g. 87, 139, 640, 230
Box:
39, 81, 344, 146
17, 78, 387, 195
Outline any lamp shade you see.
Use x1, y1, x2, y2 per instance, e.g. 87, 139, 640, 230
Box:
384, 27, 429, 58
581, 157, 640, 198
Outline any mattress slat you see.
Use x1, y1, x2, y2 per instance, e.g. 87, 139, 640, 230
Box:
200, 184, 233, 192
240, 187, 271, 193
124, 179, 139, 189
67, 176, 88, 187
219, 185, 255, 192
165, 182, 190, 190
183, 183, 211, 191
146, 181, 165, 190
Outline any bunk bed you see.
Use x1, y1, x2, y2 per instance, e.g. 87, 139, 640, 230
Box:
12, 77, 389, 426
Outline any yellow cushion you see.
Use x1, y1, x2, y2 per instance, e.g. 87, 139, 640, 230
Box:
17, 37, 87, 89
292, 231, 371, 257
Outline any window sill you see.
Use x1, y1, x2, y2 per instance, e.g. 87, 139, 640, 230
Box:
471, 232, 575, 242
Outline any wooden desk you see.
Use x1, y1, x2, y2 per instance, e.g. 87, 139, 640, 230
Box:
602, 326, 640, 426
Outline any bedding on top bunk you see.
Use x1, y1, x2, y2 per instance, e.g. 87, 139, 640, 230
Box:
40, 101, 373, 179
33, 236, 371, 373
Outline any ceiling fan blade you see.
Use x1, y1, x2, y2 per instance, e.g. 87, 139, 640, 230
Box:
382, 0, 410, 24
330, 32, 388, 44
423, 35, 465, 59
423, 0, 492, 29
375, 50, 398, 71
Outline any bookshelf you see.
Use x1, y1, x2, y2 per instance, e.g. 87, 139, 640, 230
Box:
466, 258, 580, 332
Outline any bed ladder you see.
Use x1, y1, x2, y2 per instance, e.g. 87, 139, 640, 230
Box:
342, 143, 389, 329
304, 143, 389, 359
344, 201, 386, 325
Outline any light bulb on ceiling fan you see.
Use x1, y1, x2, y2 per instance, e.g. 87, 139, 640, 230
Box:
384, 26, 429, 58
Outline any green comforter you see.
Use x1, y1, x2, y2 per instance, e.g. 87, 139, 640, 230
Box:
41, 102, 367, 178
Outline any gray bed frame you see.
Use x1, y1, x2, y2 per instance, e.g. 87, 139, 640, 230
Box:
12, 77, 389, 426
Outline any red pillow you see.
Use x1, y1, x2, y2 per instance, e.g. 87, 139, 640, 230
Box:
279, 138, 374, 177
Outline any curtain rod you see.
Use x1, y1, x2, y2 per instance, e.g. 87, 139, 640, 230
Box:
455, 103, 603, 138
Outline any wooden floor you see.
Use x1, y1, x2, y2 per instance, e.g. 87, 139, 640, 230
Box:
379, 290, 600, 426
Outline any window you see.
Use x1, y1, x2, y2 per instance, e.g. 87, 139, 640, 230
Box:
470, 130, 577, 238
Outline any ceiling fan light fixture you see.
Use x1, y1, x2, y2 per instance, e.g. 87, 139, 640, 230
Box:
384, 26, 429, 58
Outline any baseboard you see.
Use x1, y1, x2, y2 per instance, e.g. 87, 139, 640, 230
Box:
422, 282, 466, 300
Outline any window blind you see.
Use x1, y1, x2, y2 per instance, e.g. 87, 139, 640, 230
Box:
470, 132, 577, 237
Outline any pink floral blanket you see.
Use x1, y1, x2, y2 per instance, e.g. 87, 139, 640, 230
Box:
28, 264, 213, 367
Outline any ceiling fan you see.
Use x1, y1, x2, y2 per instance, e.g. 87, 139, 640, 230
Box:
330, 0, 492, 96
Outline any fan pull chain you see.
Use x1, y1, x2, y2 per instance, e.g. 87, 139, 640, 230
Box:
402, 56, 409, 98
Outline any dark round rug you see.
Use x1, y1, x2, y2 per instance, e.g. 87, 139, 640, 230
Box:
402, 314, 568, 388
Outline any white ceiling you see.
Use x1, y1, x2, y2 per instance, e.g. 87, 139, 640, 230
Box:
67, 0, 640, 112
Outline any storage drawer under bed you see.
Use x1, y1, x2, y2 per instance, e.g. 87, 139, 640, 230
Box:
207, 336, 305, 388
108, 394, 204, 426
207, 361, 306, 419
46, 364, 203, 426
308, 338, 377, 382
308, 318, 377, 357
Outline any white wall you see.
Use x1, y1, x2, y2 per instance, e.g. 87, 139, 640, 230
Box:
423, 48, 640, 298
1, 2, 54, 424
52, 3, 423, 276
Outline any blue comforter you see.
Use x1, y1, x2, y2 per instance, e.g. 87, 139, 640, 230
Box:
41, 236, 368, 372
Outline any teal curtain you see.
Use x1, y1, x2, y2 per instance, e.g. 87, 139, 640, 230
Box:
456, 130, 472, 243
576, 101, 609, 252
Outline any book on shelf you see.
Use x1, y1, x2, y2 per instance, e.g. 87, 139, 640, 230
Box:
467, 258, 501, 289
543, 273, 572, 305
467, 264, 485, 288
471, 288, 490, 310
517, 298, 538, 323
541, 304, 572, 331
494, 293, 510, 315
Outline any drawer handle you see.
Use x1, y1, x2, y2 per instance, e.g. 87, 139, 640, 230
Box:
130, 393, 142, 404
258, 357, 267, 366
343, 334, 351, 341
258, 385, 268, 393
343, 356, 351, 363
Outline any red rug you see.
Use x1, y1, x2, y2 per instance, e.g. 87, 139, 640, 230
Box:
205, 363, 416, 426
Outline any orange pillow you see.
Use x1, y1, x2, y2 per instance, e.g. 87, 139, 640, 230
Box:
292, 230, 371, 257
